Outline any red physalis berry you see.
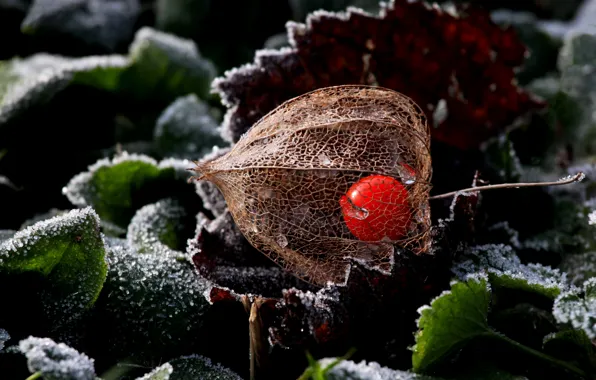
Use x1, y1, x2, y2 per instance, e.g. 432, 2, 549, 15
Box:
340, 174, 411, 242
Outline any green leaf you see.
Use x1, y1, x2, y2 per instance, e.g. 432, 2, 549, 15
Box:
0, 207, 107, 325
168, 354, 243, 380
127, 198, 194, 254
412, 274, 493, 373
154, 94, 226, 159
0, 27, 216, 131
136, 363, 174, 380
0, 53, 128, 124
19, 336, 96, 380
91, 246, 211, 357
21, 0, 140, 52
120, 27, 217, 102
413, 274, 588, 378
453, 244, 569, 299
553, 278, 596, 339
63, 153, 196, 229
543, 329, 596, 375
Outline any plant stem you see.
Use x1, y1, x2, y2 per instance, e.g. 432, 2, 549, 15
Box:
482, 331, 587, 378
429, 172, 585, 200
25, 372, 42, 380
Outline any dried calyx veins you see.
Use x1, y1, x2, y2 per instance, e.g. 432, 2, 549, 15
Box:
190, 85, 432, 286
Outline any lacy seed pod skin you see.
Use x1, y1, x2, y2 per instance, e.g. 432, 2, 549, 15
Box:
191, 85, 432, 286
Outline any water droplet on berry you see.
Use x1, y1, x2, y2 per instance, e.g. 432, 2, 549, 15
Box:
343, 199, 369, 221
397, 163, 417, 185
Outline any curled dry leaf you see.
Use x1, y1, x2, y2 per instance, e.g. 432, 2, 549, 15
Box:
191, 85, 432, 286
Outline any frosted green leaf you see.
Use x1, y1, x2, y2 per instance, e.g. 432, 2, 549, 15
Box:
154, 94, 225, 159
553, 278, 596, 339
127, 198, 192, 255
121, 27, 217, 102
559, 252, 596, 287
93, 246, 211, 356
63, 153, 195, 228
452, 244, 569, 299
0, 207, 107, 327
21, 0, 140, 52
313, 358, 442, 380
19, 336, 96, 380
0, 53, 128, 124
0, 27, 216, 131
412, 274, 493, 373
137, 363, 174, 380
168, 354, 243, 380
543, 329, 596, 374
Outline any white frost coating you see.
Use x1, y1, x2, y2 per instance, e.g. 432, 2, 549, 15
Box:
488, 221, 521, 249
136, 363, 173, 380
168, 354, 243, 379
62, 152, 193, 208
452, 244, 571, 296
588, 210, 596, 225
19, 336, 95, 380
101, 246, 212, 351
0, 53, 128, 123
0, 329, 10, 351
127, 198, 186, 255
0, 207, 100, 256
318, 358, 432, 380
553, 277, 596, 339
560, 252, 596, 287
129, 27, 216, 79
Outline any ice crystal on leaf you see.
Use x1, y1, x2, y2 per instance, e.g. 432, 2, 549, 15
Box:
92, 245, 211, 356
63, 153, 196, 229
315, 358, 442, 380
553, 277, 596, 339
213, 0, 542, 149
452, 244, 570, 298
154, 94, 226, 159
136, 363, 174, 380
167, 354, 243, 380
19, 336, 96, 380
0, 207, 107, 330
127, 198, 192, 255
559, 252, 596, 287
0, 328, 10, 352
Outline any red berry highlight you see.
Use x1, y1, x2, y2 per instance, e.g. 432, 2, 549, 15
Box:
340, 174, 411, 242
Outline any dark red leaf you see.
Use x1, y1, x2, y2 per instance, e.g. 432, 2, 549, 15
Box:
213, 0, 544, 150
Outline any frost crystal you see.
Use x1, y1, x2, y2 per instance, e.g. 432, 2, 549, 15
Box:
19, 336, 96, 380
553, 277, 596, 339
137, 363, 173, 380
559, 252, 596, 286
317, 358, 437, 380
154, 94, 225, 158
168, 354, 243, 379
0, 329, 10, 352
97, 246, 211, 355
452, 244, 570, 297
588, 209, 596, 225
127, 198, 188, 255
